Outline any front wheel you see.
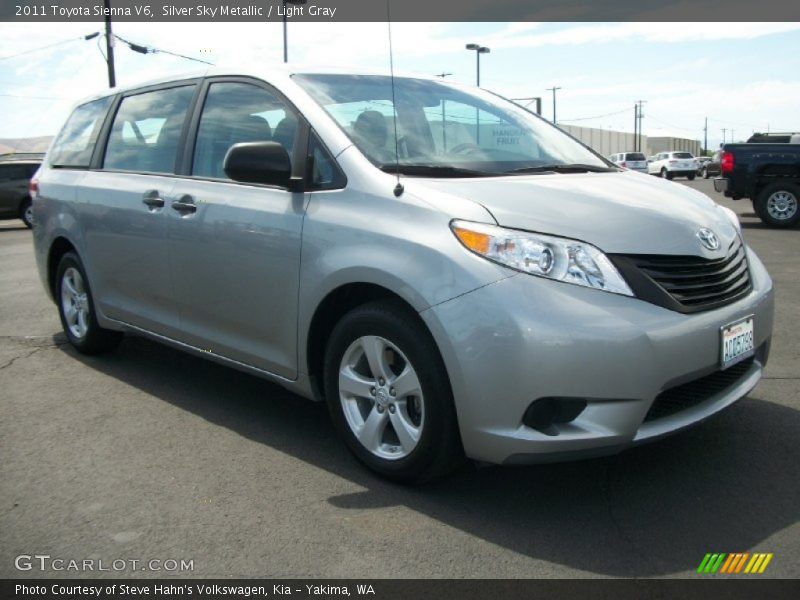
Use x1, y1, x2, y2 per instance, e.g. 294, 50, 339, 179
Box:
687, 174, 696, 181
323, 301, 462, 483
19, 198, 33, 228
754, 182, 800, 228
56, 252, 122, 354
702, 167, 709, 179
661, 168, 672, 180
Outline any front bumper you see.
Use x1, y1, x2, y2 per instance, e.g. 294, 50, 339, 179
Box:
420, 247, 774, 465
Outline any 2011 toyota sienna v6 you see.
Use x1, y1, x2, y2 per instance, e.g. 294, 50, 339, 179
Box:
32, 67, 774, 482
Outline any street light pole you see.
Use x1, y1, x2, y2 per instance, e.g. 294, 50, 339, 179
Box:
282, 0, 308, 63
546, 86, 561, 124
465, 43, 490, 87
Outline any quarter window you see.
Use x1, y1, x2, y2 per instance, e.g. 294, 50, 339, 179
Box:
104, 86, 195, 174
192, 82, 299, 179
49, 97, 112, 168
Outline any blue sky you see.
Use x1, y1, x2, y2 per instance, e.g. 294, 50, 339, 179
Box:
1, 21, 798, 149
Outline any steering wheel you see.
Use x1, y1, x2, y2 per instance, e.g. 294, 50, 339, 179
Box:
448, 143, 481, 156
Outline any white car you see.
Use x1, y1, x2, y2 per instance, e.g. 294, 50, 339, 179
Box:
647, 151, 698, 180
607, 152, 648, 173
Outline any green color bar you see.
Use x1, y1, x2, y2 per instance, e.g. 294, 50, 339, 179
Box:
698, 554, 713, 573
710, 553, 727, 573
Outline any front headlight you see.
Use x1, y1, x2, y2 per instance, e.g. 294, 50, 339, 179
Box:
451, 220, 633, 296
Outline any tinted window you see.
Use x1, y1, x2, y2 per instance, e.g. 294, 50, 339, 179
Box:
672, 152, 694, 159
193, 82, 298, 179
625, 153, 646, 161
307, 131, 345, 190
49, 97, 112, 168
104, 86, 195, 174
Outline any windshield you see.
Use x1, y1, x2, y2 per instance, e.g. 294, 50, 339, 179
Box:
293, 74, 613, 176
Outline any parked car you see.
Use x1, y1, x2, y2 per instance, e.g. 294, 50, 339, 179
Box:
700, 152, 722, 179
607, 152, 648, 173
714, 141, 800, 227
32, 68, 774, 482
0, 152, 43, 228
647, 151, 698, 180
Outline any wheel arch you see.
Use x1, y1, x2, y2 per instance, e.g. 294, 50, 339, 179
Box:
305, 282, 441, 403
47, 236, 78, 300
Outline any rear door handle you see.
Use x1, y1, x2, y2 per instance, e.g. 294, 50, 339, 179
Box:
142, 190, 165, 211
171, 195, 197, 215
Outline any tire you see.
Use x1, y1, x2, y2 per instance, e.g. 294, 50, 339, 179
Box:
687, 174, 696, 181
323, 300, 463, 483
19, 197, 33, 229
661, 168, 673, 180
702, 167, 709, 179
56, 252, 122, 354
754, 182, 800, 228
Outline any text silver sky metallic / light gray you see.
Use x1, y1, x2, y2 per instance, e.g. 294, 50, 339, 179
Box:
30, 66, 774, 483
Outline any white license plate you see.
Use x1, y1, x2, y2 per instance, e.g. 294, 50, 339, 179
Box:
720, 317, 755, 369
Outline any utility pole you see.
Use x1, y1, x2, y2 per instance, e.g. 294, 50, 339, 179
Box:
703, 117, 708, 154
636, 100, 646, 153
634, 103, 639, 151
103, 0, 116, 88
721, 128, 727, 145
547, 86, 562, 125
730, 129, 736, 143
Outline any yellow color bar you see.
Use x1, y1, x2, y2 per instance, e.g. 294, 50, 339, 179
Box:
758, 554, 773, 573
744, 554, 761, 573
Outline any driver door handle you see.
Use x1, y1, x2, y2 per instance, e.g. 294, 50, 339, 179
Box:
171, 195, 197, 214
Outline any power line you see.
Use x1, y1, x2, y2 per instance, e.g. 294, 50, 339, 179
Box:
0, 93, 66, 100
113, 34, 214, 65
0, 32, 99, 61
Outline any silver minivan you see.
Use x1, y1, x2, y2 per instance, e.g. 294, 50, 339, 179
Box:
32, 67, 774, 482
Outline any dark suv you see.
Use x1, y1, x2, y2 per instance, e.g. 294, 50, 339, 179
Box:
0, 153, 43, 228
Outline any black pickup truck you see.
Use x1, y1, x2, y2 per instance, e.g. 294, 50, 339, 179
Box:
714, 136, 800, 228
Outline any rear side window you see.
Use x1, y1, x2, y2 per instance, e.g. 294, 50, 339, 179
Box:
49, 97, 112, 168
625, 153, 645, 161
104, 86, 195, 174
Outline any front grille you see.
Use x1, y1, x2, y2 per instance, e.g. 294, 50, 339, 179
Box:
610, 239, 752, 314
644, 357, 754, 422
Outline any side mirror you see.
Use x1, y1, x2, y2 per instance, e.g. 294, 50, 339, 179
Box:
223, 141, 294, 188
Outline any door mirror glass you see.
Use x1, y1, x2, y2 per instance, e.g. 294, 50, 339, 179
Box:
223, 141, 291, 187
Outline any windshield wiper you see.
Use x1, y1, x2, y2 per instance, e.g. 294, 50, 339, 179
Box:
503, 164, 617, 174
379, 164, 497, 178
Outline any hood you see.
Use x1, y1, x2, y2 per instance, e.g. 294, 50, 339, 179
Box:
409, 170, 739, 258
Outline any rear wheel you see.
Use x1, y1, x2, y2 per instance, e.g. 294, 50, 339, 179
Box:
754, 182, 800, 228
19, 198, 33, 228
56, 252, 122, 354
323, 301, 462, 483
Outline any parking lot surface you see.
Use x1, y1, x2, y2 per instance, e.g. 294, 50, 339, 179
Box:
1, 177, 798, 578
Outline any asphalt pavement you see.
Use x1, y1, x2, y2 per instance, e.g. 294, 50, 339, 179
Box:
1, 177, 798, 578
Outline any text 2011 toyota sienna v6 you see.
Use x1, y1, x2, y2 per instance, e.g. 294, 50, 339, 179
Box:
31, 67, 774, 482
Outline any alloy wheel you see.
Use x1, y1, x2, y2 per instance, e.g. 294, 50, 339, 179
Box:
338, 335, 425, 460
60, 267, 90, 339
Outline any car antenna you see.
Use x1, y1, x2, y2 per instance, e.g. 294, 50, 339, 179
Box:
386, 0, 404, 197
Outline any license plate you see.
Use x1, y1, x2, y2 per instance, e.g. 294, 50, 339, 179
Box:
720, 316, 755, 369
